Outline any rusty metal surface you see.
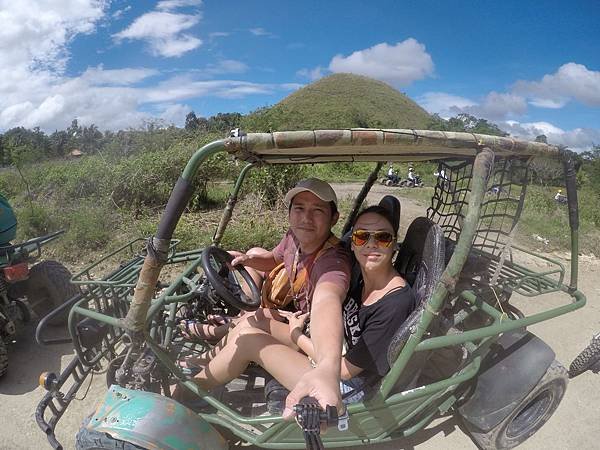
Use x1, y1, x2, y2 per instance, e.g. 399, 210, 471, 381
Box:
88, 385, 228, 450
224, 129, 561, 164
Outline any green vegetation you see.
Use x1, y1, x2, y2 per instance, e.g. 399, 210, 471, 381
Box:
1, 73, 599, 264
242, 73, 431, 131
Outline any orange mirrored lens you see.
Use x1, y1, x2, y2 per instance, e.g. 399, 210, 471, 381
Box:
352, 230, 394, 248
351, 230, 370, 246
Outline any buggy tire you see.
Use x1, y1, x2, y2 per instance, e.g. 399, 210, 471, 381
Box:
569, 336, 600, 378
0, 339, 8, 378
26, 260, 78, 326
76, 415, 146, 450
405, 180, 414, 188
385, 179, 393, 187
461, 359, 567, 450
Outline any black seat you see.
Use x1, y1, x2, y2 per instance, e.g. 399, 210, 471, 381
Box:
387, 216, 446, 390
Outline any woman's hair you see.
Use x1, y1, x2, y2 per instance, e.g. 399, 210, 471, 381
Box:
353, 205, 399, 235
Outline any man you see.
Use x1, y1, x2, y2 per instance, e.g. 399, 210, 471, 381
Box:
184, 178, 352, 417
555, 189, 567, 204
387, 165, 398, 184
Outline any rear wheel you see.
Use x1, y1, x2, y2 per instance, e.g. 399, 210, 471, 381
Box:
26, 260, 78, 325
461, 359, 568, 450
76, 415, 146, 450
0, 339, 8, 377
385, 179, 393, 187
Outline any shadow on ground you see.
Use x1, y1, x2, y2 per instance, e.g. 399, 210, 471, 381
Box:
0, 322, 73, 395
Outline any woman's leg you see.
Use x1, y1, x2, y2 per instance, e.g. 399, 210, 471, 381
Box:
182, 308, 295, 366
193, 326, 313, 391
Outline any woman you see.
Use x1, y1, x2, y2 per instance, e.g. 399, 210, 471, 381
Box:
175, 205, 416, 404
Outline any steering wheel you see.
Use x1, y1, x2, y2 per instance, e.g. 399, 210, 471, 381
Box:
201, 246, 261, 311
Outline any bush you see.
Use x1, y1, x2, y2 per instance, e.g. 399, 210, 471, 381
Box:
61, 202, 118, 252
14, 201, 59, 239
247, 165, 306, 207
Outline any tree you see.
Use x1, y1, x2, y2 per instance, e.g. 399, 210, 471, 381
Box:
427, 113, 507, 137
185, 111, 199, 131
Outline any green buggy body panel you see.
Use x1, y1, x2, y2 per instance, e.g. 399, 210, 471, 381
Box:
88, 385, 227, 450
0, 193, 17, 245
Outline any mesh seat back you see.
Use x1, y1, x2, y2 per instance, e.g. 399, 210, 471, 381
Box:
387, 217, 446, 389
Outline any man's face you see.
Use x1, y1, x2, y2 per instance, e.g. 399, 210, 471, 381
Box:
289, 191, 338, 251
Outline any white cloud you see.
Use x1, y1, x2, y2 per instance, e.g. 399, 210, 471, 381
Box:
157, 0, 203, 11
209, 31, 229, 40
512, 63, 600, 108
328, 39, 434, 87
81, 65, 159, 85
419, 91, 527, 121
501, 121, 600, 152
112, 11, 202, 57
112, 6, 131, 20
203, 60, 248, 75
417, 92, 476, 118
465, 92, 527, 120
249, 27, 273, 37
0, 2, 300, 132
296, 66, 324, 81
143, 77, 298, 102
156, 102, 192, 125
0, 0, 107, 73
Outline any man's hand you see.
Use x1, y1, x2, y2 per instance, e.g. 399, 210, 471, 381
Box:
230, 253, 250, 267
282, 364, 343, 420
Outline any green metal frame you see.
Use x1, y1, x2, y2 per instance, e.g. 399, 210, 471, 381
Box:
39, 133, 587, 449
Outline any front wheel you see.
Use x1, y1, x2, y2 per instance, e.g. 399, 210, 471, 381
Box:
76, 416, 146, 450
26, 260, 78, 325
0, 339, 8, 378
461, 359, 568, 450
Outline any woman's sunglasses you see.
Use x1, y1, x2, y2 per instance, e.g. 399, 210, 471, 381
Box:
351, 229, 395, 248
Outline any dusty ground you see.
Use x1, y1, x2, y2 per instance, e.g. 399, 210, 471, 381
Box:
1, 183, 599, 450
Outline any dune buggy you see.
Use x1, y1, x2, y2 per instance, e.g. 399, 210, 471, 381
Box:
36, 129, 586, 450
0, 195, 78, 378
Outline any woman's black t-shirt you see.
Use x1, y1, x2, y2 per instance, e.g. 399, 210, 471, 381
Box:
342, 282, 416, 378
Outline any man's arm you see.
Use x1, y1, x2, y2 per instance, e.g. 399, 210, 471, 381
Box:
230, 249, 278, 272
283, 280, 346, 418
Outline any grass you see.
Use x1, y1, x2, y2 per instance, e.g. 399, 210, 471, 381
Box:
242, 73, 431, 132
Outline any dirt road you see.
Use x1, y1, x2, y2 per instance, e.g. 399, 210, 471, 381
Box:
1, 183, 599, 450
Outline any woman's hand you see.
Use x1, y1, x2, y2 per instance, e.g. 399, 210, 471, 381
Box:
278, 310, 309, 340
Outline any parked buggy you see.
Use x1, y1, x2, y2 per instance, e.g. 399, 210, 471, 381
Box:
0, 195, 78, 378
35, 129, 586, 450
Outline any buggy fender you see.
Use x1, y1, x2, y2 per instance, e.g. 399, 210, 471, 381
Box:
87, 385, 228, 450
458, 329, 555, 432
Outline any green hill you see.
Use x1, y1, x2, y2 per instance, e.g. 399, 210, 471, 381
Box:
242, 73, 432, 131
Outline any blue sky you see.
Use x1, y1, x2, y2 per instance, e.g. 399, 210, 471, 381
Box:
1, 0, 599, 150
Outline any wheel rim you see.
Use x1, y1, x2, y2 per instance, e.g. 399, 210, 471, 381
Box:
505, 389, 554, 438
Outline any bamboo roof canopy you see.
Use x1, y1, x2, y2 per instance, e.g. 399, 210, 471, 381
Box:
224, 129, 562, 164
